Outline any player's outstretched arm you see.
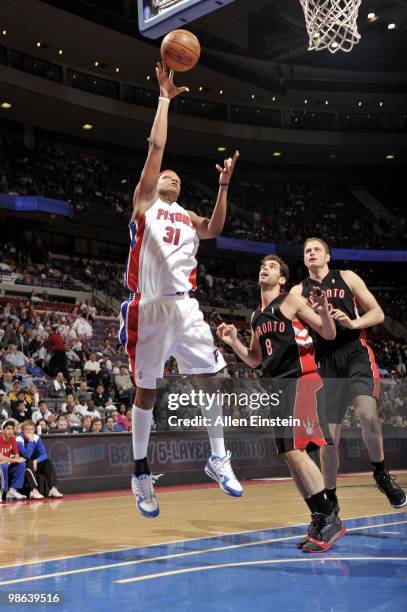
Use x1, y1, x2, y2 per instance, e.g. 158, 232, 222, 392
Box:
289, 293, 336, 340
217, 321, 262, 368
331, 270, 385, 330
189, 150, 239, 239
132, 62, 189, 220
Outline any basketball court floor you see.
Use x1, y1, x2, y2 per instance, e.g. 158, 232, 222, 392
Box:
0, 472, 406, 611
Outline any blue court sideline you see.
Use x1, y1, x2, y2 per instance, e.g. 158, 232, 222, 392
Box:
0, 512, 406, 612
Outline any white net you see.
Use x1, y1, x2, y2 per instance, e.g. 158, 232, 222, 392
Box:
299, 0, 362, 53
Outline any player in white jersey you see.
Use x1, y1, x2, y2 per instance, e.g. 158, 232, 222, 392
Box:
120, 62, 241, 518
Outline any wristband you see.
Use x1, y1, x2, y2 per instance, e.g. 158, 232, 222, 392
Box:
159, 96, 170, 103
219, 183, 229, 186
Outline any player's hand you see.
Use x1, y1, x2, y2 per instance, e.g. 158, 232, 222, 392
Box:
156, 62, 189, 100
217, 323, 238, 346
309, 288, 329, 314
331, 309, 356, 329
216, 150, 239, 186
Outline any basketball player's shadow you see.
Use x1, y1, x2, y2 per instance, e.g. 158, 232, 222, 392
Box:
150, 519, 295, 540
189, 519, 285, 532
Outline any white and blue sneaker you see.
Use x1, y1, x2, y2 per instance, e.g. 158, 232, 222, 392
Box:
205, 451, 243, 497
131, 474, 160, 518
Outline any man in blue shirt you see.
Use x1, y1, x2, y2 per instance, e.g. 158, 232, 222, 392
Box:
16, 420, 63, 500
103, 415, 124, 432
26, 357, 45, 380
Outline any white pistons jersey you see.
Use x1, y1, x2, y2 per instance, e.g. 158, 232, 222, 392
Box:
125, 199, 199, 297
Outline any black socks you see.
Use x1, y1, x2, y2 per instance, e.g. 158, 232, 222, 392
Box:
372, 460, 386, 475
305, 497, 317, 513
326, 487, 337, 504
134, 457, 150, 476
311, 490, 332, 516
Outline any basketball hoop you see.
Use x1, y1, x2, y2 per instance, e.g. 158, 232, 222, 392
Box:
299, 0, 362, 53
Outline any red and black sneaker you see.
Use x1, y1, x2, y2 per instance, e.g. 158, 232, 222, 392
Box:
374, 471, 407, 508
296, 519, 314, 549
301, 512, 346, 553
297, 494, 341, 550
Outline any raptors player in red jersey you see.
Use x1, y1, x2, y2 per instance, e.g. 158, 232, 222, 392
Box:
120, 62, 241, 518
291, 237, 406, 511
218, 255, 346, 553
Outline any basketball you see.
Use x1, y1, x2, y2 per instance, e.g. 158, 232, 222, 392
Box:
160, 29, 201, 72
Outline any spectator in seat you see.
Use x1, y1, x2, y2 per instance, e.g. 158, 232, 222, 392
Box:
66, 347, 81, 371
0, 389, 11, 421
103, 415, 123, 432
111, 410, 124, 432
16, 420, 63, 499
102, 338, 115, 356
56, 415, 69, 433
2, 371, 14, 395
25, 384, 40, 409
47, 371, 67, 399
18, 366, 35, 389
66, 407, 81, 429
27, 335, 42, 359
26, 356, 45, 380
85, 399, 101, 418
12, 400, 32, 424
45, 326, 69, 379
112, 360, 124, 376
116, 403, 128, 430
83, 353, 100, 387
36, 418, 48, 434
5, 343, 28, 369
114, 365, 133, 405
92, 384, 109, 408
7, 380, 23, 403
74, 381, 90, 402
16, 325, 27, 355
61, 395, 81, 426
10, 390, 31, 412
80, 414, 92, 433
65, 376, 77, 397
76, 393, 88, 413
96, 361, 112, 393
124, 409, 132, 432
60, 393, 77, 411
77, 399, 101, 419
46, 413, 58, 432
0, 419, 27, 501
90, 418, 103, 433
102, 353, 113, 372
32, 400, 52, 424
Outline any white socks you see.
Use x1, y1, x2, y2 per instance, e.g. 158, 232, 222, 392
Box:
132, 405, 153, 460
200, 398, 226, 458
132, 399, 227, 461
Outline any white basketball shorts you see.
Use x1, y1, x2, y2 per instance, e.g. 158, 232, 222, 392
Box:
119, 294, 226, 389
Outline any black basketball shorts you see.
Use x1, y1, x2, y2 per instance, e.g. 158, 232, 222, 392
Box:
317, 339, 380, 424
271, 373, 333, 455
